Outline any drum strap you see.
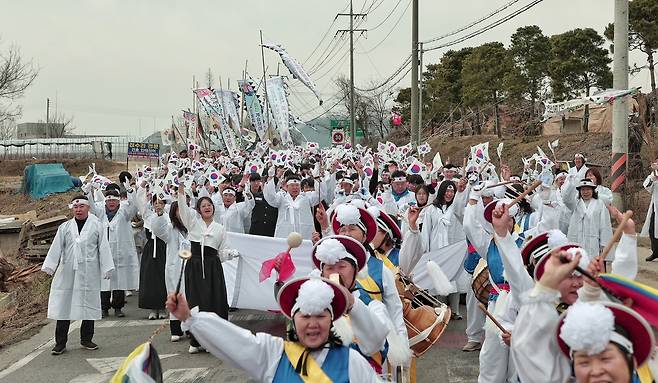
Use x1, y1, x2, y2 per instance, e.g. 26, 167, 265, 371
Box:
408, 310, 445, 347
282, 341, 333, 383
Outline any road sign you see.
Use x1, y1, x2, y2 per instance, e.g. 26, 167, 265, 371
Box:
127, 142, 160, 159
331, 130, 345, 145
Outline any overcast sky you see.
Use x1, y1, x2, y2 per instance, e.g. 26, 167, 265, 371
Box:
0, 0, 651, 137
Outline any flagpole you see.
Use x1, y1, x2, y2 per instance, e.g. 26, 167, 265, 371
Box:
260, 30, 272, 144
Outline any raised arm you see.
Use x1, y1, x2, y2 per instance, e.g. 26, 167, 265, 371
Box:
263, 179, 283, 208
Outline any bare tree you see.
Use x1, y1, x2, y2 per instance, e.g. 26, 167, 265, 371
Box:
0, 41, 38, 123
365, 85, 394, 139
334, 76, 393, 141
0, 117, 16, 140
50, 112, 75, 137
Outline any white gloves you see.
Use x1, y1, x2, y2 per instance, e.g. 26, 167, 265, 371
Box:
103, 270, 113, 280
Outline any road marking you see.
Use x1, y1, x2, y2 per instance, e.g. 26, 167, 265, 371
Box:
0, 321, 81, 380
86, 354, 178, 374
163, 368, 212, 382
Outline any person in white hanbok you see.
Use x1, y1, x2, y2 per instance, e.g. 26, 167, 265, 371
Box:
568, 153, 589, 180
585, 167, 613, 206
149, 200, 190, 341
213, 186, 255, 233
562, 177, 613, 258
381, 171, 416, 217
87, 187, 139, 318
165, 276, 380, 382
263, 171, 326, 240
177, 186, 238, 354
640, 160, 658, 261
42, 196, 114, 355
421, 179, 469, 319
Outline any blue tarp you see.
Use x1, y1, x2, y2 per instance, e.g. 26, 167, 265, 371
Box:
22, 163, 74, 199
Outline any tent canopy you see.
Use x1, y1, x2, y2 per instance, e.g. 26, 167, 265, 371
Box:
22, 163, 74, 199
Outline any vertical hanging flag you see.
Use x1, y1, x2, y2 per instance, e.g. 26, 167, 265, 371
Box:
194, 88, 239, 157
261, 43, 323, 105
266, 76, 293, 147
239, 80, 268, 141
220, 90, 242, 136
182, 111, 199, 144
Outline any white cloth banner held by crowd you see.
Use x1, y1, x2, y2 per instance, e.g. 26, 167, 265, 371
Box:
261, 43, 323, 105
266, 76, 293, 146
223, 233, 315, 311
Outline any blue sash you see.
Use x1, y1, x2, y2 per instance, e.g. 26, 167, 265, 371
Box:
355, 257, 385, 305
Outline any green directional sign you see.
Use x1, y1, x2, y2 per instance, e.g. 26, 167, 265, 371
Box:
330, 119, 364, 138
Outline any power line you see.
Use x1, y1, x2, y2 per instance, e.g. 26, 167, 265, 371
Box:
368, 0, 405, 31
424, 0, 545, 52
422, 0, 523, 44
302, 0, 351, 65
304, 95, 348, 122
358, 0, 411, 54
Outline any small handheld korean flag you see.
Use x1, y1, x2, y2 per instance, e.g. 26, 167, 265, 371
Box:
432, 151, 443, 172
496, 142, 504, 160
205, 165, 224, 186
417, 142, 432, 156
406, 158, 425, 175
245, 160, 264, 175
470, 142, 489, 165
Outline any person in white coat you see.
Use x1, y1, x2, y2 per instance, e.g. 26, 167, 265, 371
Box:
562, 178, 613, 259
568, 153, 589, 180
87, 187, 139, 318
165, 276, 380, 382
149, 200, 190, 341
263, 171, 324, 240
421, 179, 469, 319
641, 159, 658, 261
585, 167, 613, 206
213, 186, 255, 233
42, 196, 115, 355
381, 171, 416, 218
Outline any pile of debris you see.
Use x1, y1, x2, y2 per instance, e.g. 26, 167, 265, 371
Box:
18, 216, 67, 261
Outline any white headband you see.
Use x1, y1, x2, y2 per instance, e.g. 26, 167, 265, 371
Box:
392, 176, 406, 183
68, 199, 90, 208
286, 179, 301, 185
104, 195, 121, 201
222, 189, 236, 196
341, 178, 355, 185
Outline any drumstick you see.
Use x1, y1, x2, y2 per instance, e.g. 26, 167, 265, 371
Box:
478, 303, 510, 335
478, 160, 491, 174
484, 180, 514, 189
462, 158, 467, 177
507, 180, 542, 208
599, 210, 633, 261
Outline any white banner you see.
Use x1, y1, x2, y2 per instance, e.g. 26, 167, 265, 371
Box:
224, 232, 315, 311
219, 90, 241, 136
266, 76, 293, 147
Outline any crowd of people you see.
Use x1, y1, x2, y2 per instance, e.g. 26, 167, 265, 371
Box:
40, 142, 658, 382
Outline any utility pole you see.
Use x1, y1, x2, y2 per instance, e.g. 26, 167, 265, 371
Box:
46, 98, 50, 137
337, 0, 367, 146
418, 42, 424, 141
410, 0, 419, 148
611, 0, 629, 210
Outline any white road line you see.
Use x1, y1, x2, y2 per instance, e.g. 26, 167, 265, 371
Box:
163, 368, 212, 383
0, 321, 81, 380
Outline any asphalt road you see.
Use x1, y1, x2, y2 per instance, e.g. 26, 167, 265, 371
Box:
0, 294, 479, 383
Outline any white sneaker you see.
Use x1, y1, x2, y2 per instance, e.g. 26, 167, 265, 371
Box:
171, 335, 181, 342
148, 311, 157, 320
158, 312, 167, 319
188, 345, 202, 354
126, 291, 133, 297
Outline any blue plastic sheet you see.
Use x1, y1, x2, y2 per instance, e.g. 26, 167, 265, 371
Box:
22, 163, 74, 199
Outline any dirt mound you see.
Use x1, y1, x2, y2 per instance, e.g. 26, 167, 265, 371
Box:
0, 273, 50, 348
0, 159, 125, 178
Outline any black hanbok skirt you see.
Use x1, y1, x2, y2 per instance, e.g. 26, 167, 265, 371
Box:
139, 228, 167, 310
184, 241, 229, 319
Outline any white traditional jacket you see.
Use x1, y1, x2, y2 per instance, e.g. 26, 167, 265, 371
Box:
42, 215, 115, 320
641, 172, 658, 238
562, 176, 613, 258
263, 179, 323, 240
213, 192, 255, 234
88, 192, 139, 291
